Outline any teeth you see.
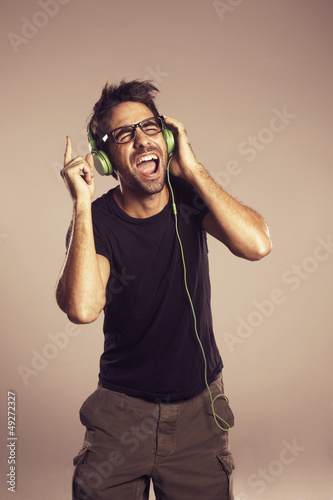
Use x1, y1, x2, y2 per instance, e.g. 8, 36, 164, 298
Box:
136, 154, 158, 165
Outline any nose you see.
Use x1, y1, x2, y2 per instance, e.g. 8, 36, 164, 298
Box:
133, 127, 150, 148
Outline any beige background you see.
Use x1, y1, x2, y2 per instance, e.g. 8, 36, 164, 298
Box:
1, 0, 332, 499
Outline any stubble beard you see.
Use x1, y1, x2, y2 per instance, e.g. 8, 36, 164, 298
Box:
122, 152, 169, 196
132, 167, 167, 195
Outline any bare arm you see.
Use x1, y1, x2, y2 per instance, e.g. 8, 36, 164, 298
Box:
164, 116, 272, 261
185, 165, 271, 260
56, 137, 110, 324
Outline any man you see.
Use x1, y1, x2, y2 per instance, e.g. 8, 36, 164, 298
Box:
56, 80, 272, 500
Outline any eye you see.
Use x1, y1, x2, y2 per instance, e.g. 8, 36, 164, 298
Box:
115, 126, 134, 143
142, 118, 160, 134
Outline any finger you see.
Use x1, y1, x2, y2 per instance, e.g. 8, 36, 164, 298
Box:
163, 116, 182, 128
64, 136, 72, 166
82, 166, 93, 185
83, 153, 95, 184
163, 116, 185, 136
82, 158, 96, 184
60, 156, 86, 181
85, 152, 95, 172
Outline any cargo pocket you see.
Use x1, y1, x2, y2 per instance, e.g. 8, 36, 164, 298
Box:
72, 446, 91, 500
216, 450, 235, 500
73, 445, 90, 467
210, 394, 235, 431
79, 388, 100, 427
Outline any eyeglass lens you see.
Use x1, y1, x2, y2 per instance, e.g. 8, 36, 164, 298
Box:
113, 117, 162, 144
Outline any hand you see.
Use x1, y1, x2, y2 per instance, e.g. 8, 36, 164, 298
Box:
163, 116, 200, 181
61, 136, 95, 202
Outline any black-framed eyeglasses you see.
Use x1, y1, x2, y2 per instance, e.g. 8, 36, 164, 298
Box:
102, 116, 165, 145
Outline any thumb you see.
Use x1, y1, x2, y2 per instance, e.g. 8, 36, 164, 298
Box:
83, 153, 95, 185
86, 152, 95, 171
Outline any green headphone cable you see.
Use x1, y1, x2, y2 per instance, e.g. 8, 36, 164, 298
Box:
166, 158, 230, 432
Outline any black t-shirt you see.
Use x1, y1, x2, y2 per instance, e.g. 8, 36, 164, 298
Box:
92, 175, 222, 400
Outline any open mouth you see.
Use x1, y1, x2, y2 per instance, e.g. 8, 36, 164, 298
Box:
136, 154, 159, 176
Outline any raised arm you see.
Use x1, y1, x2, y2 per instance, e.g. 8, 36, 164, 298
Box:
164, 116, 272, 261
56, 136, 110, 324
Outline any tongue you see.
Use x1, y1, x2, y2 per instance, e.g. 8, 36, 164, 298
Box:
137, 160, 156, 175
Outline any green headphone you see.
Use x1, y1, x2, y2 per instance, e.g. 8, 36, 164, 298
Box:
88, 120, 175, 176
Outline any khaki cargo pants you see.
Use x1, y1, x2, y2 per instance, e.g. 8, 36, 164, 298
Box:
72, 373, 235, 499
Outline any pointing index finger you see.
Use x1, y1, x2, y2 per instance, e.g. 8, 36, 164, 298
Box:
64, 135, 72, 166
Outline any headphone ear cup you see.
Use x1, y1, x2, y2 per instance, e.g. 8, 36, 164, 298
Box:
163, 127, 175, 156
87, 127, 114, 176
92, 150, 113, 176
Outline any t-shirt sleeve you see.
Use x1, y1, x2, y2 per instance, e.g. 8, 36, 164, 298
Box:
92, 224, 109, 261
63, 215, 109, 260
172, 175, 209, 227
91, 204, 111, 261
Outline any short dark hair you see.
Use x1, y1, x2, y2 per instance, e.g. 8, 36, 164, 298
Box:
88, 79, 160, 149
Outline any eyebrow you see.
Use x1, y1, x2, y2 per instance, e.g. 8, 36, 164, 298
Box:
113, 126, 133, 140
111, 116, 156, 134
112, 124, 134, 133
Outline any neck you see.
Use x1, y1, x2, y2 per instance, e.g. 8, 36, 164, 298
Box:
113, 184, 169, 218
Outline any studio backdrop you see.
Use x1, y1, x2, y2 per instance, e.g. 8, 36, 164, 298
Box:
1, 0, 332, 499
